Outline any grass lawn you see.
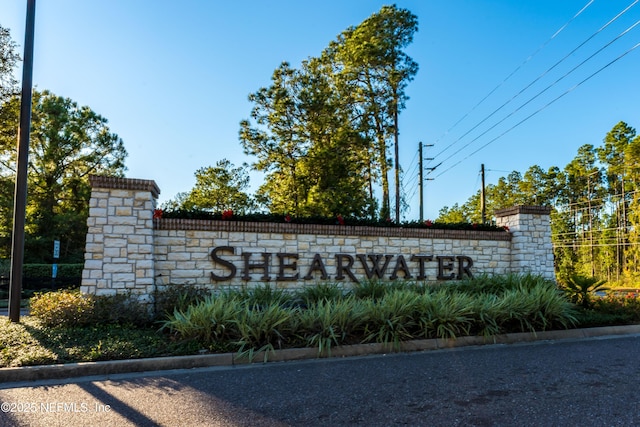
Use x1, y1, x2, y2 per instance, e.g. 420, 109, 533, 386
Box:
0, 316, 198, 368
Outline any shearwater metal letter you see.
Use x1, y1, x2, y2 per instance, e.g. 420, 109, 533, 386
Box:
210, 246, 237, 281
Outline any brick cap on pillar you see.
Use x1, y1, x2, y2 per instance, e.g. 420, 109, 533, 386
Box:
89, 175, 160, 199
494, 205, 551, 218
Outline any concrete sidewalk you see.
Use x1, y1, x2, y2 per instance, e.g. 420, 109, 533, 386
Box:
2, 323, 640, 384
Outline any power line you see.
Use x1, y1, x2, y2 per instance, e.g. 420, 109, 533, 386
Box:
435, 40, 640, 178
404, 147, 419, 178
430, 0, 596, 149
432, 0, 639, 165
437, 16, 640, 171
553, 242, 640, 249
555, 190, 640, 210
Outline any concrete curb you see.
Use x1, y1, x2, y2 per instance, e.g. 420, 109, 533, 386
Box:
2, 324, 640, 384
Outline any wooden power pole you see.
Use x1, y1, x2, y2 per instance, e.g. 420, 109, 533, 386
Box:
9, 0, 37, 323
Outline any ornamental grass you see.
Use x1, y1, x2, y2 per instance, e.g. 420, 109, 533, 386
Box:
161, 275, 578, 359
0, 274, 593, 367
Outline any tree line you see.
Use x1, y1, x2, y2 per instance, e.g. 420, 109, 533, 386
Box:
437, 121, 640, 285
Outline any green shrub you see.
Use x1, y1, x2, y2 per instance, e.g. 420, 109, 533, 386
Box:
29, 289, 94, 327
24, 263, 83, 278
445, 273, 548, 296
560, 275, 609, 308
90, 293, 152, 326
527, 282, 577, 330
471, 293, 502, 337
157, 275, 582, 360
576, 295, 640, 326
30, 289, 151, 328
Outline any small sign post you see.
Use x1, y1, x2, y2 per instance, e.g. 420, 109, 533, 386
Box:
52, 240, 60, 287
53, 240, 60, 259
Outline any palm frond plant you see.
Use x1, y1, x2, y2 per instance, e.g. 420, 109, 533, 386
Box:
561, 275, 609, 308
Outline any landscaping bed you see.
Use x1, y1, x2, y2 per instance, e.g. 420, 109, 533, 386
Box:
1, 274, 639, 368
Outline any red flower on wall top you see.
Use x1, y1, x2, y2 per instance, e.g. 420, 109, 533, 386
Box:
153, 209, 163, 219
424, 219, 433, 227
502, 225, 510, 231
222, 209, 233, 220
284, 214, 291, 223
336, 214, 345, 225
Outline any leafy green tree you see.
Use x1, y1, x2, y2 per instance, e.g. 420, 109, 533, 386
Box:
560, 144, 605, 277
624, 131, 640, 283
436, 203, 469, 223
330, 5, 418, 220
598, 121, 636, 201
159, 191, 189, 211
596, 122, 637, 279
177, 159, 253, 213
294, 57, 374, 217
240, 62, 310, 215
0, 90, 127, 262
241, 6, 418, 221
517, 165, 563, 206
240, 57, 374, 218
0, 25, 19, 102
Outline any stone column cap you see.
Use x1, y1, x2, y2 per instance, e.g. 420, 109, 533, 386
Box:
494, 205, 551, 218
89, 175, 160, 199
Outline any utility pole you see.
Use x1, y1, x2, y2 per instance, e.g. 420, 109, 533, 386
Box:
481, 164, 486, 224
418, 142, 434, 222
394, 109, 400, 223
419, 142, 423, 222
9, 0, 37, 323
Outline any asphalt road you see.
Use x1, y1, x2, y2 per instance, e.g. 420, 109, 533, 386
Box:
1, 335, 639, 427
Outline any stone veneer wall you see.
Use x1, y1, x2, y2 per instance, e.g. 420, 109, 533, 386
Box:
81, 176, 555, 299
82, 176, 159, 300
494, 205, 554, 279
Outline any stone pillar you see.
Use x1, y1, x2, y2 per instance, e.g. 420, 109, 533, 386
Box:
494, 205, 555, 281
81, 176, 160, 300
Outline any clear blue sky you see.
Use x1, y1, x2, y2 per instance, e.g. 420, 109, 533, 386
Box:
1, 1, 639, 220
